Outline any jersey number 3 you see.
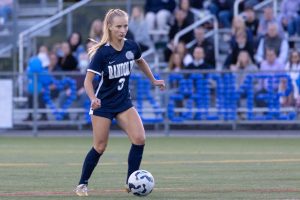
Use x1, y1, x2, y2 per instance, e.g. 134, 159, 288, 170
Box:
118, 78, 125, 90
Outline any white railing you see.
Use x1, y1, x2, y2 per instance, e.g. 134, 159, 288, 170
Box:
142, 47, 155, 60
58, 0, 63, 11
18, 0, 92, 97
173, 14, 219, 68
186, 30, 214, 49
234, 0, 278, 17
234, 0, 244, 17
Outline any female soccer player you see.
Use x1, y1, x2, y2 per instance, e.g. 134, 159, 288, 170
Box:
74, 9, 165, 196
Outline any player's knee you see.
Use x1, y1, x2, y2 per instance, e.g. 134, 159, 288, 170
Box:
93, 142, 107, 154
132, 134, 145, 145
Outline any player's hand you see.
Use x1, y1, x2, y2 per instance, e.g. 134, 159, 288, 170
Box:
91, 98, 101, 110
152, 79, 166, 91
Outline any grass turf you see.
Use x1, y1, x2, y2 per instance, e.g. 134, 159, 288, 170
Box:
0, 136, 300, 199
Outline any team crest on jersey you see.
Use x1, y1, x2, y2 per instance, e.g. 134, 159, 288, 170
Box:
126, 51, 134, 60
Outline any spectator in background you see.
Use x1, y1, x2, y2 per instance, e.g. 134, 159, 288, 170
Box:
129, 6, 152, 52
243, 6, 259, 37
243, 6, 259, 48
68, 32, 85, 60
56, 41, 81, 119
165, 40, 193, 66
51, 42, 62, 58
231, 16, 250, 37
230, 51, 258, 87
260, 48, 285, 74
225, 30, 254, 68
74, 73, 89, 121
279, 50, 300, 106
189, 26, 215, 67
174, 41, 193, 67
78, 52, 89, 72
255, 48, 285, 107
168, 52, 184, 72
37, 45, 50, 69
46, 52, 61, 100
229, 16, 253, 61
255, 22, 289, 66
230, 50, 258, 110
34, 45, 56, 104
278, 0, 300, 36
178, 0, 195, 24
66, 41, 95, 120
144, 0, 176, 31
24, 57, 54, 121
57, 70, 87, 121
58, 42, 78, 71
169, 9, 194, 44
89, 19, 103, 41
78, 41, 93, 73
231, 16, 253, 45
56, 39, 88, 120
0, 0, 12, 26
257, 7, 283, 37
208, 0, 234, 28
48, 52, 61, 72
186, 46, 212, 70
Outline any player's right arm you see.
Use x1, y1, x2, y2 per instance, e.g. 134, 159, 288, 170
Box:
84, 71, 101, 109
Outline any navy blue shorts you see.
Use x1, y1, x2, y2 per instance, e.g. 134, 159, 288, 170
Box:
89, 101, 133, 120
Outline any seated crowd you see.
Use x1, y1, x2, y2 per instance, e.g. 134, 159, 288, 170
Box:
24, 0, 300, 121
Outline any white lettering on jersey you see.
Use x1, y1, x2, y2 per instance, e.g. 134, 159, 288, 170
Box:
108, 60, 135, 79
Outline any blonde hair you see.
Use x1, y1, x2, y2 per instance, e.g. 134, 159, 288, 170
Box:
88, 9, 128, 58
231, 16, 246, 35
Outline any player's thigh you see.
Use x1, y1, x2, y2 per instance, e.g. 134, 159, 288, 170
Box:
91, 115, 111, 153
116, 107, 145, 145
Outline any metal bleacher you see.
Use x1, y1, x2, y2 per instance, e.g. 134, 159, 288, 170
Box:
0, 0, 62, 60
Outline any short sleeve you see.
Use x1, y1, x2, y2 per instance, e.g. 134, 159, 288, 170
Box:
134, 42, 142, 60
87, 48, 104, 75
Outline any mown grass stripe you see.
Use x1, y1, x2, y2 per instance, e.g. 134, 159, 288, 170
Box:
0, 187, 299, 197
2, 158, 300, 168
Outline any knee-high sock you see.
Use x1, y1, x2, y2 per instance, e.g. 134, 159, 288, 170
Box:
126, 144, 144, 183
79, 147, 102, 185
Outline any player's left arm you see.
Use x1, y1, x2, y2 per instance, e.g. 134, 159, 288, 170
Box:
135, 58, 165, 90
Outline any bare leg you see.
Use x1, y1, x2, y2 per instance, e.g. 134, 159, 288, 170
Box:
116, 107, 145, 145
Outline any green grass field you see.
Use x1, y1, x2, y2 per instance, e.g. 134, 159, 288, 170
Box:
0, 136, 300, 199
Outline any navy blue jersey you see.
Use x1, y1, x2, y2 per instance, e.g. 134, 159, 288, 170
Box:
87, 39, 142, 111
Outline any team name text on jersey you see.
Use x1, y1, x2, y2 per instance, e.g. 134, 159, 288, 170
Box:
108, 60, 135, 79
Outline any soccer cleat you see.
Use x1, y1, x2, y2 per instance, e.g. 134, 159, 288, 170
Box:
74, 184, 88, 196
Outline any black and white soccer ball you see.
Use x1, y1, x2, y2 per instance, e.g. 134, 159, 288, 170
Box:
128, 169, 155, 196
